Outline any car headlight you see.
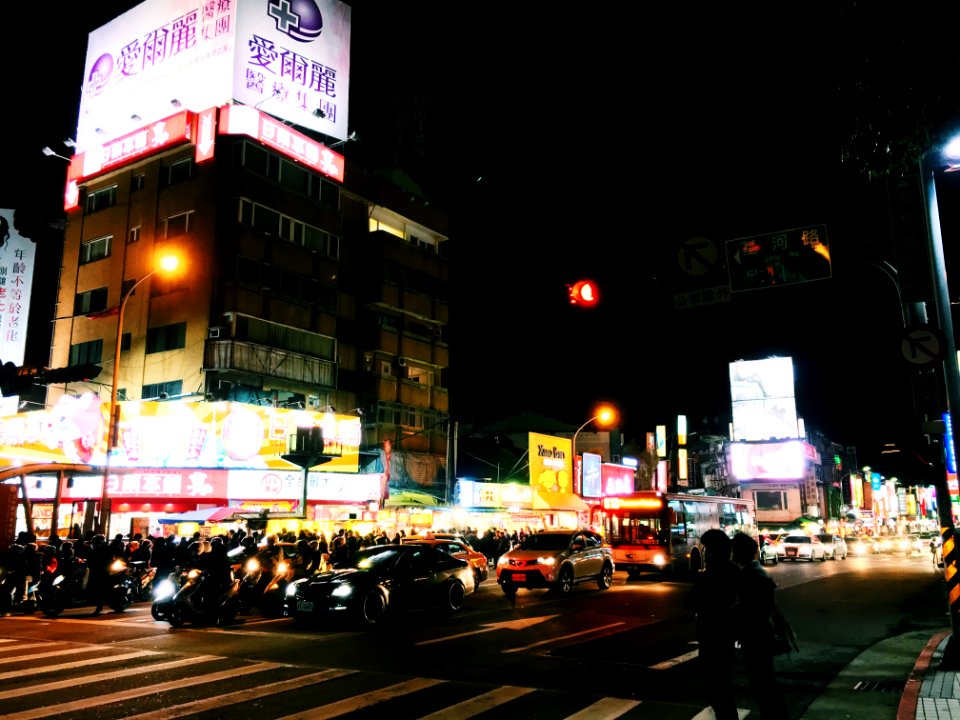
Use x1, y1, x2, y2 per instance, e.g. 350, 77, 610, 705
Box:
277, 561, 289, 574
497, 555, 509, 566
538, 556, 556, 567
331, 583, 353, 598
285, 579, 304, 597
652, 553, 666, 566
246, 558, 260, 574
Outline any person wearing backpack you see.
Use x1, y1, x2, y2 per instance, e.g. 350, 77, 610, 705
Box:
731, 532, 791, 719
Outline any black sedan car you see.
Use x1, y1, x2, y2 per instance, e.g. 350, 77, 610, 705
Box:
284, 543, 475, 627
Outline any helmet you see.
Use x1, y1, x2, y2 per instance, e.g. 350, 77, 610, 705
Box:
127, 541, 140, 553
198, 541, 212, 555
241, 537, 257, 549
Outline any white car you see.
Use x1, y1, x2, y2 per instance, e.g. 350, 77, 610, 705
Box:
776, 534, 828, 562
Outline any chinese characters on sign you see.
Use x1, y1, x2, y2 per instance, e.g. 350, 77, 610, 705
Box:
0, 210, 35, 366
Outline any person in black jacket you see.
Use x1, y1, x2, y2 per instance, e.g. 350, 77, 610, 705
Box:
731, 532, 790, 719
683, 529, 739, 720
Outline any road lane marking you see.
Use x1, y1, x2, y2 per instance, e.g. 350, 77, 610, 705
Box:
501, 622, 625, 653
649, 648, 699, 670
420, 686, 536, 719
277, 677, 446, 720
0, 649, 163, 681
565, 697, 642, 719
0, 655, 218, 699
121, 668, 357, 720
416, 615, 559, 645
1, 660, 286, 720
0, 644, 110, 665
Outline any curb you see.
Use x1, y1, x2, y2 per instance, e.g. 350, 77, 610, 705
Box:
897, 630, 950, 720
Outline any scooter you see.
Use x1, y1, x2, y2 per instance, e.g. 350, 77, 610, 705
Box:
126, 561, 157, 603
40, 558, 133, 618
163, 567, 242, 628
151, 566, 190, 621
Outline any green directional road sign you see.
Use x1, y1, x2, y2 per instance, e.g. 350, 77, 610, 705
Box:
726, 224, 831, 292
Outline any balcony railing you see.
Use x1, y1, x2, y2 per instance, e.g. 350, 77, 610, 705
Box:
204, 339, 336, 388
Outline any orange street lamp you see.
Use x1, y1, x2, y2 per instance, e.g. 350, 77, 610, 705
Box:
573, 404, 618, 456
99, 253, 181, 536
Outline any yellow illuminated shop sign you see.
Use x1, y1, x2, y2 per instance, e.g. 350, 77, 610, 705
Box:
528, 432, 573, 494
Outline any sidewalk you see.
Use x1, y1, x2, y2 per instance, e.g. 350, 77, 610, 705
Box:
800, 629, 959, 720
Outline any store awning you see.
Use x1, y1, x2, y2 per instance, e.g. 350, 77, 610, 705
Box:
158, 506, 248, 524
533, 490, 589, 512
383, 490, 444, 508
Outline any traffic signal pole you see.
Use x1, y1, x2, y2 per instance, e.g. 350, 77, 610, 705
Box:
921, 149, 960, 664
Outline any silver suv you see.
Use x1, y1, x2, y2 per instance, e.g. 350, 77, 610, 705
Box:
495, 529, 614, 597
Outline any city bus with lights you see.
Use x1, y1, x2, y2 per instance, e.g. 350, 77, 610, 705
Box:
600, 491, 756, 576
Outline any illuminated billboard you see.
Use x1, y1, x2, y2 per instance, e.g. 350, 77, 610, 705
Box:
0, 398, 361, 473
0, 210, 36, 367
729, 440, 805, 480
729, 357, 799, 441
528, 432, 572, 494
76, 0, 351, 151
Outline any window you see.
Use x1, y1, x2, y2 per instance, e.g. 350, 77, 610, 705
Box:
120, 332, 131, 352
405, 365, 433, 386
369, 217, 404, 239
162, 158, 193, 186
84, 185, 118, 214
156, 211, 193, 239
80, 235, 112, 265
141, 379, 183, 399
279, 159, 309, 194
74, 287, 108, 315
128, 225, 141, 244
69, 339, 103, 365
318, 178, 339, 210
755, 490, 788, 511
131, 173, 146, 192
145, 322, 187, 353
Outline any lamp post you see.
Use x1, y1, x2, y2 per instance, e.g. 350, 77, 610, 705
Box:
99, 255, 180, 537
572, 405, 617, 494
920, 138, 960, 656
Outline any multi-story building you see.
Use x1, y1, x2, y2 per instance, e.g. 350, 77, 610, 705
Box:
0, 0, 453, 538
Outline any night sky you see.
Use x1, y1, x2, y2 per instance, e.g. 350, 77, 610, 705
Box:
5, 1, 960, 483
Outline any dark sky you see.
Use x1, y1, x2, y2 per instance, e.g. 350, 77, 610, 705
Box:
4, 1, 957, 483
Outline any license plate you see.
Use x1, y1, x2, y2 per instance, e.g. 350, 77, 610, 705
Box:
786, 548, 797, 556
511, 573, 526, 582
297, 601, 314, 611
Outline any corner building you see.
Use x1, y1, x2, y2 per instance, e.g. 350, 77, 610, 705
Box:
46, 109, 450, 530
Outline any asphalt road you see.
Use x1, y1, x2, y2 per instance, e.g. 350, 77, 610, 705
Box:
0, 551, 946, 719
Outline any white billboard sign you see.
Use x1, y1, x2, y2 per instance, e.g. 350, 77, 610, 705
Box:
729, 357, 799, 441
0, 210, 36, 366
76, 0, 350, 151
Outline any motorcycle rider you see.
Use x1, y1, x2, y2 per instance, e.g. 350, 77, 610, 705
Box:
197, 538, 233, 610
87, 534, 114, 615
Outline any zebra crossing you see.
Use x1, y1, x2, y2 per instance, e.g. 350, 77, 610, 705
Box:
0, 637, 672, 719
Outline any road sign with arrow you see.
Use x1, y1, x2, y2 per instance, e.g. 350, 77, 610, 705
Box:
901, 324, 946, 366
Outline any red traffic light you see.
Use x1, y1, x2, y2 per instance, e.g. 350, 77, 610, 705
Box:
568, 280, 599, 307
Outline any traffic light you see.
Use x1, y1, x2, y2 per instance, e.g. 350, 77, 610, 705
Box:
39, 363, 102, 384
568, 279, 599, 307
0, 362, 38, 397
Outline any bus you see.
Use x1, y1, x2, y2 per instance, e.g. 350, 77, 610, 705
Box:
600, 491, 756, 576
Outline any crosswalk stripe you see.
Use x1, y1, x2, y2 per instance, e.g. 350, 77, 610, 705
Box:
276, 677, 446, 720
120, 668, 357, 720
420, 685, 536, 719
1, 660, 286, 720
564, 697, 642, 719
0, 650, 164, 682
0, 644, 119, 666
0, 655, 218, 700
0, 642, 64, 656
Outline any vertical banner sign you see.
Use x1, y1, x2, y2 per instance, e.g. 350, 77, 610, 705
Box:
678, 448, 689, 485
0, 483, 17, 552
677, 415, 687, 446
0, 209, 36, 365
656, 425, 667, 458
944, 412, 959, 504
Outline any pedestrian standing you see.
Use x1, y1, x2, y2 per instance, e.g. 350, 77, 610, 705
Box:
731, 532, 790, 719
683, 529, 739, 720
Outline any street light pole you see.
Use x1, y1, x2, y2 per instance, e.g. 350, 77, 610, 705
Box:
572, 405, 617, 494
921, 144, 960, 658
99, 256, 180, 537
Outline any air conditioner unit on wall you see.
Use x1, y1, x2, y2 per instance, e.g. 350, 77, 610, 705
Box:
208, 327, 221, 339
398, 357, 407, 367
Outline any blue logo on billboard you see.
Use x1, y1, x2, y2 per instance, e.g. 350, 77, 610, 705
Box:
268, 0, 324, 42
944, 412, 957, 475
